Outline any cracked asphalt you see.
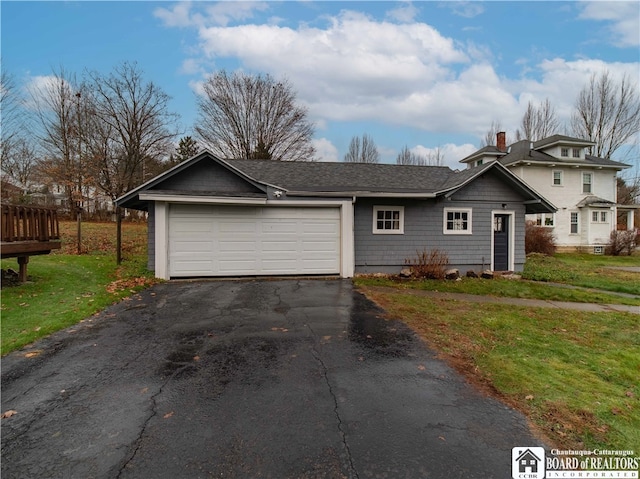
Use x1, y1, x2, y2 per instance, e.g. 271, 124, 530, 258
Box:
1, 279, 544, 478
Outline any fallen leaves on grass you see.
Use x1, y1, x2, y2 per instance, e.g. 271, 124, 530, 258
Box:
106, 277, 154, 294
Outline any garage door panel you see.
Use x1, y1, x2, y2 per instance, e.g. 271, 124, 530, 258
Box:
302, 221, 339, 233
219, 221, 258, 234
172, 241, 214, 252
169, 205, 340, 277
218, 240, 257, 252
218, 260, 258, 273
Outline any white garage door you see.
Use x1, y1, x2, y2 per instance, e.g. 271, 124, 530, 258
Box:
168, 204, 341, 277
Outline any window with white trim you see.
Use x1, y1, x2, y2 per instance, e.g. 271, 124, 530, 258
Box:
373, 206, 404, 234
572, 148, 581, 158
535, 213, 555, 227
444, 208, 472, 234
582, 173, 592, 193
561, 147, 569, 157
570, 212, 579, 234
552, 170, 563, 186
591, 211, 608, 223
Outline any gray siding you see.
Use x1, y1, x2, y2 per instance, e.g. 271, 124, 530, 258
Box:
354, 171, 527, 273
153, 158, 264, 194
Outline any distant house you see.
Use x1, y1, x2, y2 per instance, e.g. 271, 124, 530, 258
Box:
461, 133, 637, 252
116, 151, 554, 279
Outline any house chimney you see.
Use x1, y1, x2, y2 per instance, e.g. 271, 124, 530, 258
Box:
497, 131, 506, 152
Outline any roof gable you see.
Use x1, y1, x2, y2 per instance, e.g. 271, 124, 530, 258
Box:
152, 156, 264, 195
116, 151, 555, 214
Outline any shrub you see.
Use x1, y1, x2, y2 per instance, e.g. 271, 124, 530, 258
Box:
405, 249, 449, 279
605, 230, 636, 256
525, 221, 556, 255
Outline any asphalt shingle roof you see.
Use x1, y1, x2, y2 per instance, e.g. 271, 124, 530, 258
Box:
496, 140, 629, 169
224, 159, 458, 193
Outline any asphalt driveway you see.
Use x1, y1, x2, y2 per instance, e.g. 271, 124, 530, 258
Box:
1, 279, 544, 478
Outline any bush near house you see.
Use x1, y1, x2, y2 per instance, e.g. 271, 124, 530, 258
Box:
606, 230, 637, 256
525, 220, 557, 255
404, 249, 449, 279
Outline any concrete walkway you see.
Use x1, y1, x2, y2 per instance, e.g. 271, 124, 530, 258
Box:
363, 286, 640, 315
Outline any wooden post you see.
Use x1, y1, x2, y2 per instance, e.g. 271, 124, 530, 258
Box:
17, 256, 29, 283
116, 206, 122, 265
76, 205, 82, 255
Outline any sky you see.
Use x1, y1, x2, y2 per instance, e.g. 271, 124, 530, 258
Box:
2, 1, 639, 170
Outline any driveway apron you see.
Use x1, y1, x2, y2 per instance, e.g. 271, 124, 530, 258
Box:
1, 279, 544, 478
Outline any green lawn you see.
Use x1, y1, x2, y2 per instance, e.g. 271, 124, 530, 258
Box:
3, 224, 639, 453
354, 252, 640, 452
523, 253, 640, 295
355, 275, 640, 306
1, 221, 153, 355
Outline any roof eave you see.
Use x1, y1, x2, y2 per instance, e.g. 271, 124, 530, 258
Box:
287, 190, 437, 198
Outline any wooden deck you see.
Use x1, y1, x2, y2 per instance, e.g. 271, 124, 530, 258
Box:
1, 204, 62, 281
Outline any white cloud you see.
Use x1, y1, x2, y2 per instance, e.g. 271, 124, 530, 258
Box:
23, 75, 71, 110
154, 2, 195, 28
169, 5, 638, 159
445, 2, 484, 19
385, 2, 419, 23
154, 1, 269, 28
203, 2, 269, 27
510, 58, 640, 124
578, 1, 640, 47
312, 137, 339, 162
195, 9, 476, 130
180, 58, 203, 75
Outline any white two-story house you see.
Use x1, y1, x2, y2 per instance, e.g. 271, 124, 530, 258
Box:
460, 133, 636, 252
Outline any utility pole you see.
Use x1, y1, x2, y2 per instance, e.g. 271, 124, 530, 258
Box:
75, 91, 82, 255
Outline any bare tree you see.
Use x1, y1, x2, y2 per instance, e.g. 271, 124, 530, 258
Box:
396, 145, 444, 166
195, 71, 315, 161
88, 61, 179, 199
515, 98, 560, 141
344, 134, 380, 163
480, 120, 503, 147
1, 70, 24, 171
571, 70, 640, 159
1, 70, 39, 190
28, 68, 88, 210
396, 145, 425, 165
88, 61, 180, 263
2, 137, 37, 188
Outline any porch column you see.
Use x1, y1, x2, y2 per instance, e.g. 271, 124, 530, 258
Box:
627, 210, 635, 230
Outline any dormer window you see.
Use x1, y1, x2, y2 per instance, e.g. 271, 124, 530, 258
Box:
476, 159, 483, 166
572, 148, 581, 158
561, 147, 569, 157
